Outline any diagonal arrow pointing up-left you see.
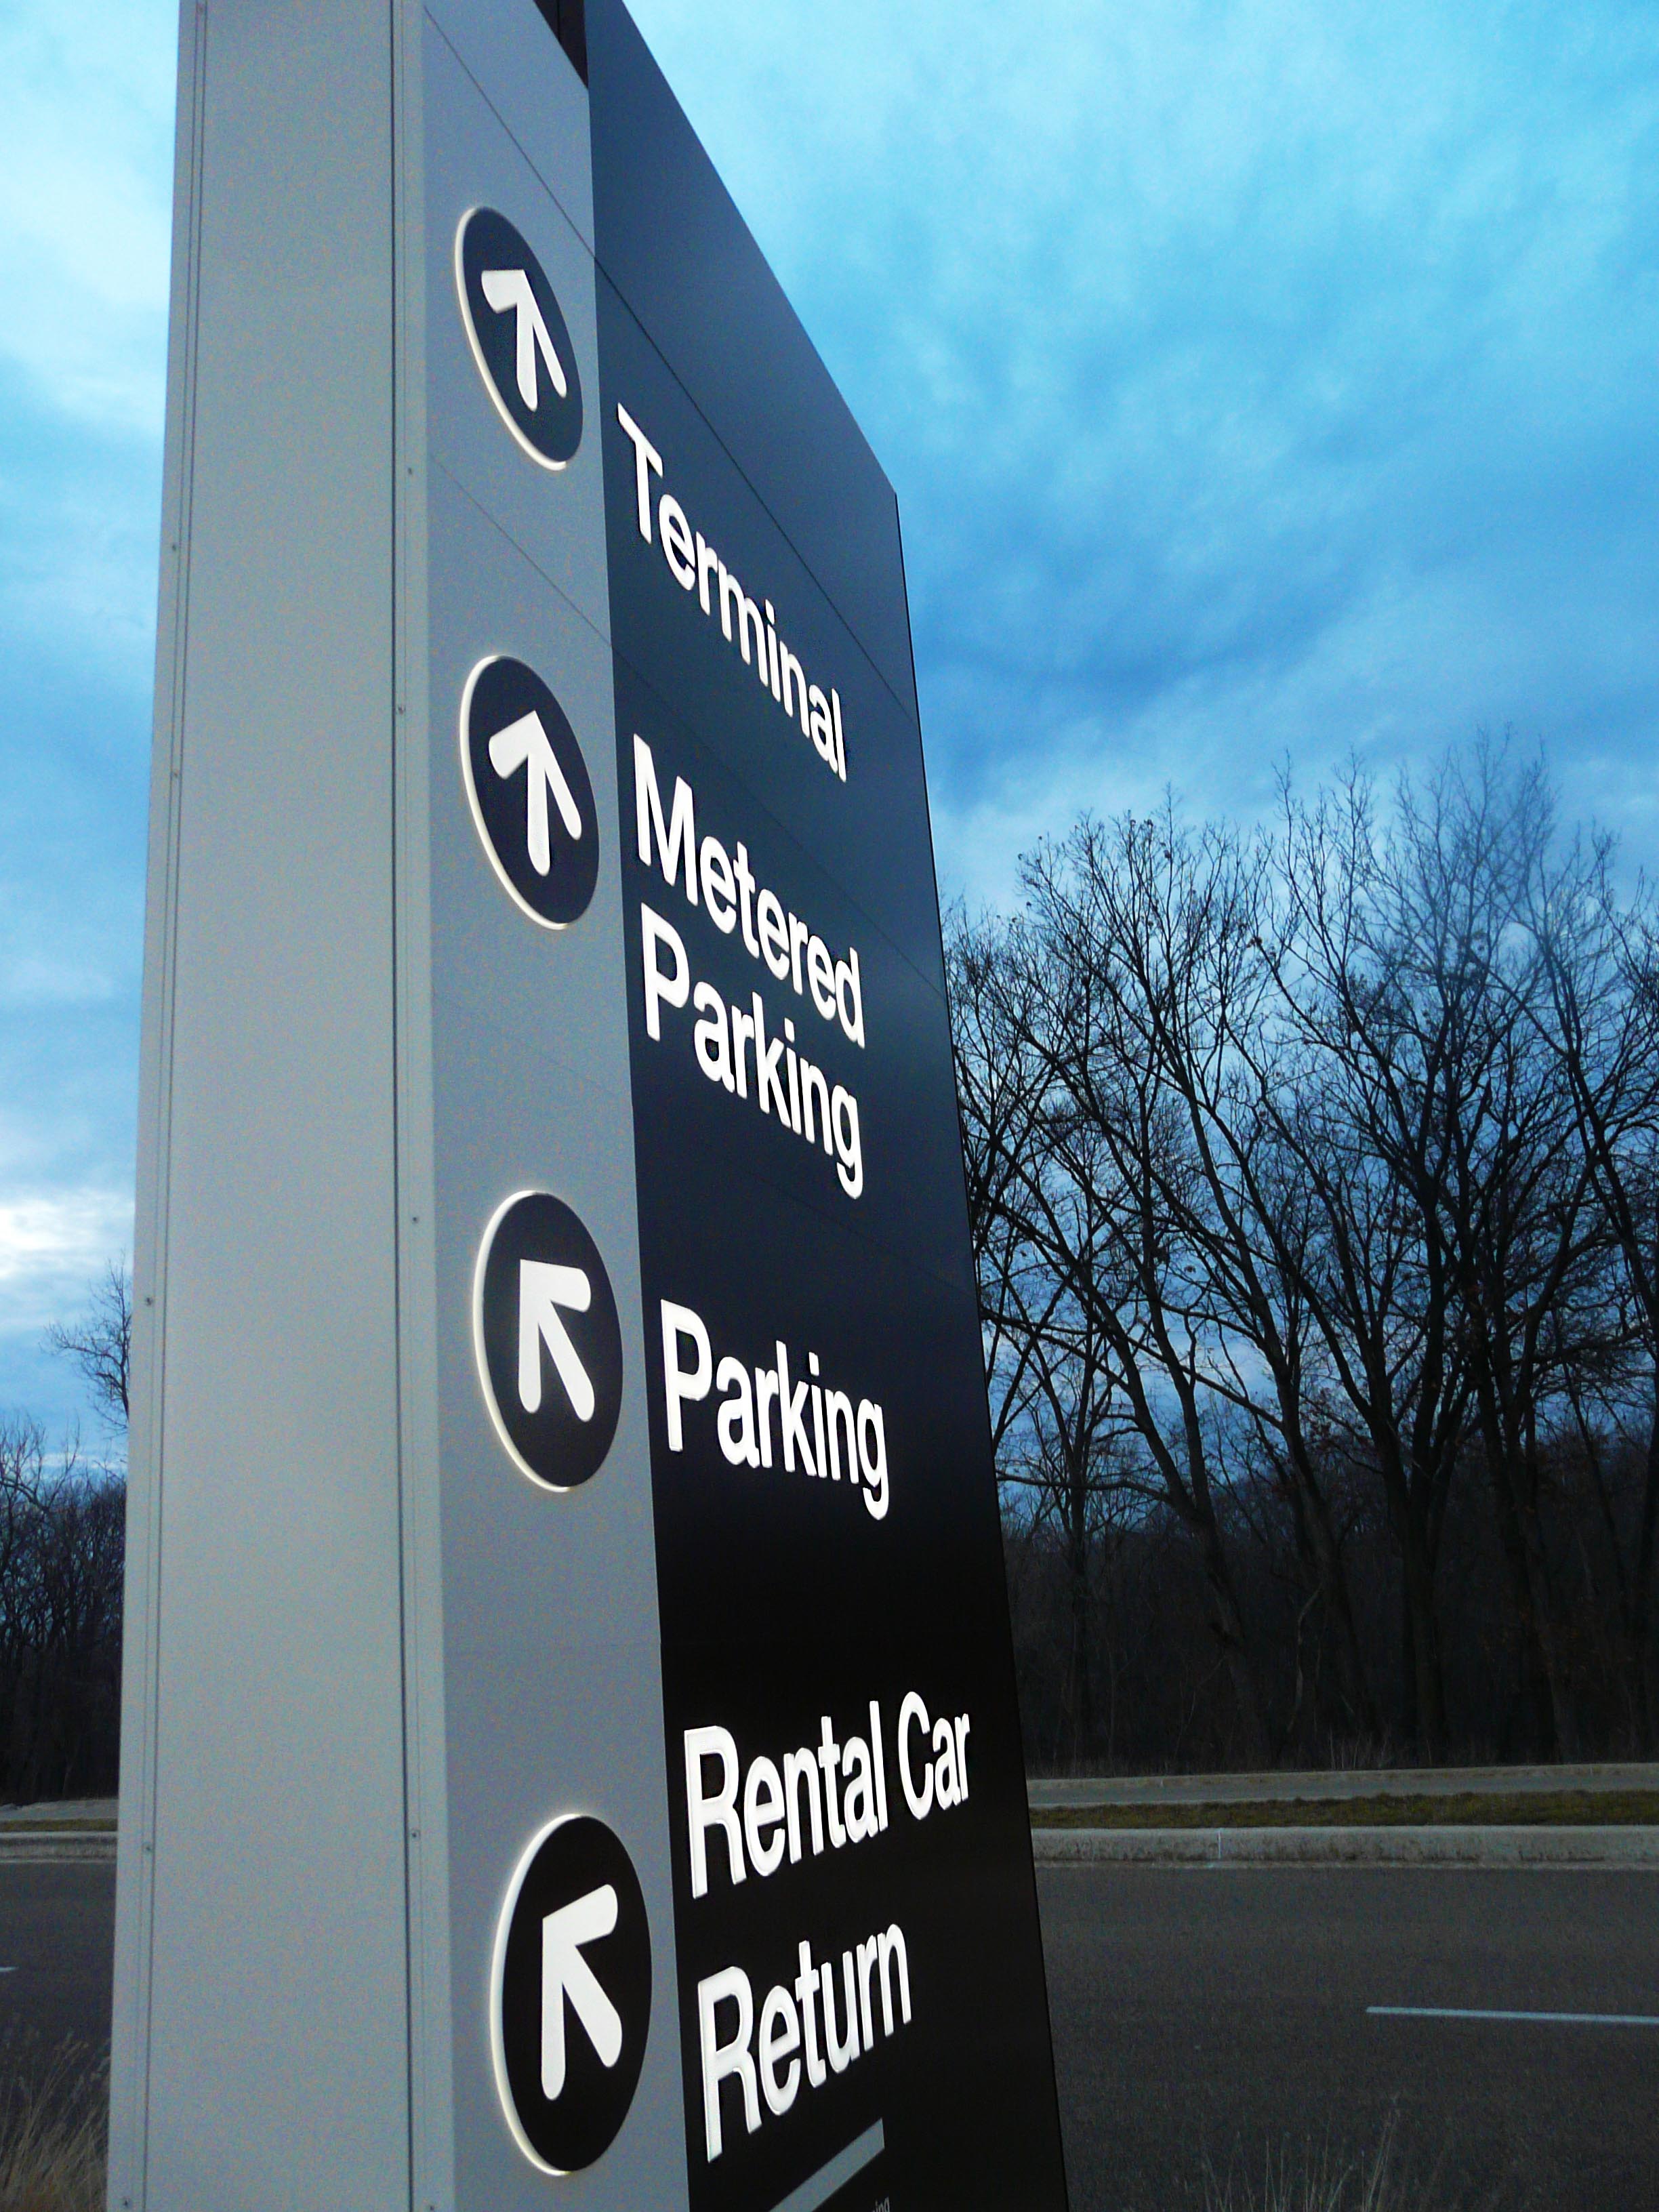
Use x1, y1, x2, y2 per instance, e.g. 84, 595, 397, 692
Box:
541, 1883, 623, 2099
489, 711, 584, 877
518, 1260, 595, 1421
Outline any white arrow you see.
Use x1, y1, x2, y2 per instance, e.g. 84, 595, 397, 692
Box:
487, 711, 583, 877
518, 1259, 595, 1422
480, 267, 569, 410
541, 1882, 623, 2098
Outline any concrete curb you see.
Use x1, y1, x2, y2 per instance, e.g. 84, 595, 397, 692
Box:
0, 1832, 116, 1864
1032, 1824, 1659, 1868
8, 1824, 1655, 1870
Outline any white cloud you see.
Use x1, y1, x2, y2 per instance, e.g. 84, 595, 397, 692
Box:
630, 0, 1659, 900
0, 0, 175, 434
0, 1187, 131, 1337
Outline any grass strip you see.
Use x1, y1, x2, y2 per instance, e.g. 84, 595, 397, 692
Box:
0, 1820, 117, 1835
1031, 1788, 1659, 1829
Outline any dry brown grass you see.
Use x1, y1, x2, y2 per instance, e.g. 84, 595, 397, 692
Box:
1204, 2120, 1505, 2212
0, 2039, 106, 2212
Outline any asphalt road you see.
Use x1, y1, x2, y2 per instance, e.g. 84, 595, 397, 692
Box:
0, 1861, 115, 2084
1039, 1864, 1659, 2211
1, 1860, 1655, 2210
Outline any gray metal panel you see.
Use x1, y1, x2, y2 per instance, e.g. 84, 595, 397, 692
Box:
426, 0, 597, 253
425, 20, 613, 642
422, 22, 689, 2192
391, 8, 456, 2209
112, 3, 411, 2206
106, 3, 207, 2202
115, 4, 689, 2206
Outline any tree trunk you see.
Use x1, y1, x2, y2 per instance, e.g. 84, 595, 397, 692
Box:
1633, 1387, 1659, 1754
1399, 1537, 1448, 1763
1065, 1477, 1094, 1767
1297, 1465, 1379, 1742
1197, 1523, 1270, 1765
1483, 1438, 1559, 1759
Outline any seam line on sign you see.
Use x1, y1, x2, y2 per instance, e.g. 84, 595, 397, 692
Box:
428, 464, 974, 1292
1367, 2007, 1659, 2027
388, 0, 424, 2203
432, 451, 953, 1047
435, 13, 925, 764
595, 274, 922, 741
432, 448, 613, 655
769, 2119, 885, 2212
426, 14, 596, 258
607, 635, 951, 1014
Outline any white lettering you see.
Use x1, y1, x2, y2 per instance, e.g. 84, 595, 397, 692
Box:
698, 1967, 759, 2160
857, 1397, 887, 1519
758, 1986, 800, 2116
656, 1305, 890, 1520
661, 1299, 712, 1450
634, 737, 698, 905
613, 403, 846, 782
659, 493, 697, 588
697, 1923, 913, 2159
615, 402, 662, 540
743, 1755, 787, 1877
685, 1726, 744, 1899
899, 1691, 933, 1820
642, 903, 690, 1040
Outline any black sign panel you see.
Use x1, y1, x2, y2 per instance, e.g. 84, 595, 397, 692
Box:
492, 1814, 652, 2173
585, 4, 1069, 2206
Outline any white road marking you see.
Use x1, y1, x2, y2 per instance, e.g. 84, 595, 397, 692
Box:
1369, 2005, 1659, 2027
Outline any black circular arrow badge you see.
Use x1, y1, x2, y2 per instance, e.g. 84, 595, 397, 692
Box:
455, 206, 583, 469
461, 657, 599, 928
474, 1191, 623, 1491
491, 1816, 652, 2174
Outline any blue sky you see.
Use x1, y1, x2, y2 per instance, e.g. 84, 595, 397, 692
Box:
2, 0, 1657, 1429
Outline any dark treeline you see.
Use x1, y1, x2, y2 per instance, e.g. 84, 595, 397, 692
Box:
0, 1263, 131, 1799
0, 1415, 123, 1799
950, 741, 1659, 1770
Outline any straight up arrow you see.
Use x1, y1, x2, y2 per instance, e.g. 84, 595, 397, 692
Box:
489, 710, 583, 876
541, 1882, 624, 2098
518, 1260, 595, 1421
480, 267, 569, 409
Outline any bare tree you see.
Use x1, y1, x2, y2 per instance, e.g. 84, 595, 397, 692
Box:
1263, 768, 1479, 1759
950, 909, 1131, 1762
1404, 747, 1607, 1758
998, 1283, 1127, 1766
1530, 828, 1659, 1744
949, 739, 1659, 1769
1006, 825, 1276, 1761
948, 911, 1057, 1460
45, 1261, 132, 1431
